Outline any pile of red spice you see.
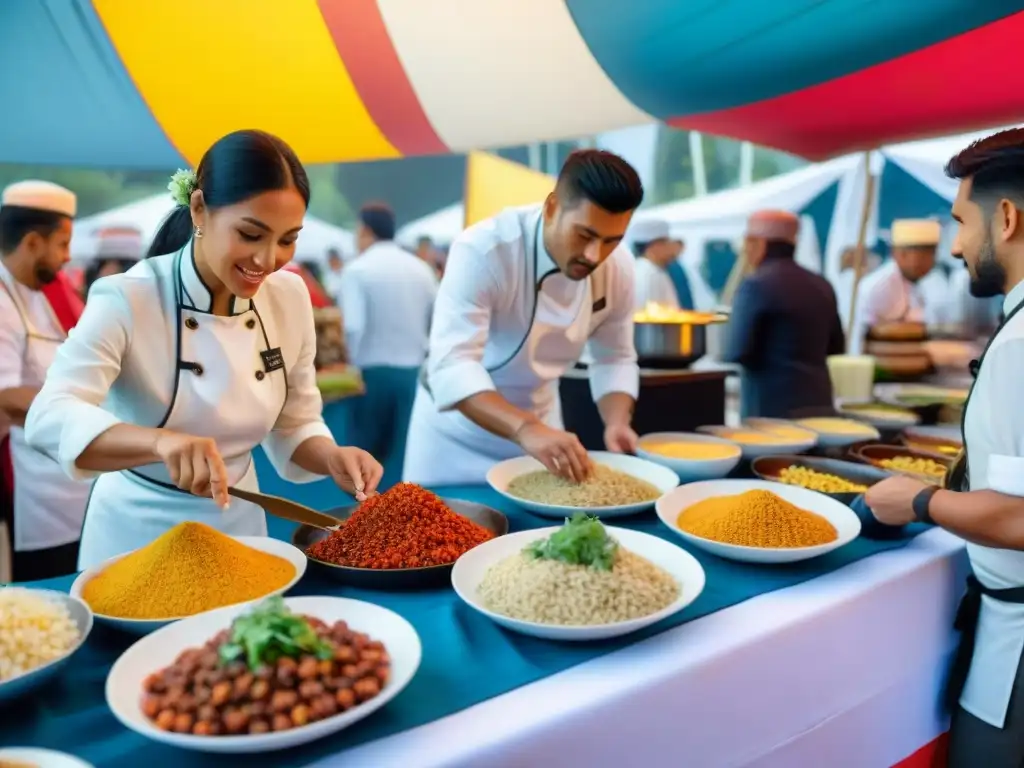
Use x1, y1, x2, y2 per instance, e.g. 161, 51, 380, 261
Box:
307, 483, 495, 569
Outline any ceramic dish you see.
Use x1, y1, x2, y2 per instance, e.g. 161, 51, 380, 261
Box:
697, 424, 816, 459
106, 596, 421, 754
795, 417, 881, 448
294, 500, 508, 589
0, 589, 93, 705
451, 526, 705, 641
635, 432, 742, 482
70, 537, 306, 635
901, 425, 963, 460
0, 748, 95, 768
852, 444, 951, 485
655, 479, 861, 564
750, 455, 893, 505
836, 402, 920, 430
486, 451, 678, 519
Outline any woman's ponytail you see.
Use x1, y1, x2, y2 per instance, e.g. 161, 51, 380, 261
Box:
146, 206, 193, 258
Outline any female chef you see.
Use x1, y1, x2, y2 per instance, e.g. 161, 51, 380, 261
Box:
25, 129, 383, 569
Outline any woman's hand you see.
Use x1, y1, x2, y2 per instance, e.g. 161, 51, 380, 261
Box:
326, 446, 384, 501
153, 429, 230, 508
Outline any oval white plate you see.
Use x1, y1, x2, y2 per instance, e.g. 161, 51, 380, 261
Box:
71, 536, 306, 635
698, 424, 816, 458
0, 588, 93, 705
106, 596, 421, 754
0, 748, 95, 768
486, 451, 678, 519
795, 418, 881, 448
452, 526, 705, 641
656, 479, 861, 564
836, 403, 920, 430
636, 432, 742, 483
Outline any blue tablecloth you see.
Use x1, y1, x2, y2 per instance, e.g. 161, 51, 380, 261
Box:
0, 472, 928, 765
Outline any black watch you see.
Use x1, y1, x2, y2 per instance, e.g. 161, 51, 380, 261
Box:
912, 486, 939, 525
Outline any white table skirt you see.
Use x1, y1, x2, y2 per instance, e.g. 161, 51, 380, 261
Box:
312, 529, 968, 768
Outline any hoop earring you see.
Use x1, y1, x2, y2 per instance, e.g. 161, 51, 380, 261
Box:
194, 226, 204, 239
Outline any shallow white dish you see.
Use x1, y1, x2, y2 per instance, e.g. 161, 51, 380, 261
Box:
836, 402, 920, 430
698, 424, 816, 459
656, 479, 861, 564
0, 748, 95, 768
70, 536, 306, 635
795, 418, 881, 448
452, 526, 705, 641
106, 596, 421, 754
636, 432, 742, 482
486, 451, 678, 519
0, 588, 93, 705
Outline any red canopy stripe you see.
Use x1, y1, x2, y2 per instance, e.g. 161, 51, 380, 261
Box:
669, 11, 1024, 160
316, 0, 447, 156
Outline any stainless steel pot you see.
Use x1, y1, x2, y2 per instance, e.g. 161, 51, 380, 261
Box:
634, 320, 708, 368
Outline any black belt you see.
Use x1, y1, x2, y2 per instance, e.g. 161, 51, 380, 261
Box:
944, 575, 1024, 712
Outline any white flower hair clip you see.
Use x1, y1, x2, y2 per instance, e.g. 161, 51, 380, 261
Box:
168, 168, 198, 207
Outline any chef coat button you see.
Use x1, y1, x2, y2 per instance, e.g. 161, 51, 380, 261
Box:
246, 318, 256, 329
185, 317, 199, 330
192, 363, 204, 376
255, 370, 265, 381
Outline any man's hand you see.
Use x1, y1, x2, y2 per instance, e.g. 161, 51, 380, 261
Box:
515, 422, 592, 482
603, 423, 638, 454
865, 475, 929, 526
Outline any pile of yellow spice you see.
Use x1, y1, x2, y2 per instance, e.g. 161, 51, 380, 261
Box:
82, 522, 295, 620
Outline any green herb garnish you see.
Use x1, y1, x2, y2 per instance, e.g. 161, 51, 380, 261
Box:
524, 513, 619, 571
218, 596, 333, 670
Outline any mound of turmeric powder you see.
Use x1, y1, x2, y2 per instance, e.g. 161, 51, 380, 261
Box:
676, 489, 837, 548
82, 522, 295, 619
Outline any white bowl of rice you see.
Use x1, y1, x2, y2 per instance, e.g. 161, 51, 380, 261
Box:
451, 526, 705, 641
487, 451, 679, 519
0, 587, 93, 704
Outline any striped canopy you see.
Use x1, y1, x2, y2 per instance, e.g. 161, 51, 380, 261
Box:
3, 1, 1022, 168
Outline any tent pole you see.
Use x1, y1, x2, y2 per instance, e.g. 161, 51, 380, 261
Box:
845, 149, 877, 353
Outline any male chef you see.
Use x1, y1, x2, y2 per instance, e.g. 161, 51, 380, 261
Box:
722, 210, 845, 419
849, 218, 941, 354
867, 129, 1024, 766
403, 150, 644, 486
632, 219, 682, 309
0, 181, 91, 581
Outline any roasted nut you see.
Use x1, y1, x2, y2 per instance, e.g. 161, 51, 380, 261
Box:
271, 690, 299, 712
211, 681, 232, 707
291, 704, 311, 727
155, 709, 176, 731
173, 713, 195, 734
141, 695, 162, 718
335, 688, 356, 710
250, 679, 271, 701
298, 680, 325, 700
249, 719, 271, 735
272, 713, 293, 732
223, 708, 251, 734
297, 657, 319, 680
353, 677, 380, 701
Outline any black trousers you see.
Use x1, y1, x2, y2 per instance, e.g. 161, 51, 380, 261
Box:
948, 645, 1024, 767
11, 540, 80, 583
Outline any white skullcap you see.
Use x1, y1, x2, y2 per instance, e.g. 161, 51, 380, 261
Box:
94, 226, 144, 261
1, 180, 76, 218
891, 219, 941, 248
746, 210, 800, 244
630, 218, 675, 245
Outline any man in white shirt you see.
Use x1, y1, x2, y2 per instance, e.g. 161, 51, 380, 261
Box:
403, 150, 643, 486
0, 181, 92, 581
631, 219, 681, 310
833, 245, 880, 332
866, 129, 1024, 766
849, 219, 941, 354
339, 203, 438, 478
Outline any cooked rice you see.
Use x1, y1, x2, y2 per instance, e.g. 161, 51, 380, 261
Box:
506, 464, 660, 507
478, 547, 680, 625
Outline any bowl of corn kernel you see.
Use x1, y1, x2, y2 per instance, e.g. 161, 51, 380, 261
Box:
637, 432, 743, 482
852, 444, 952, 485
751, 455, 893, 504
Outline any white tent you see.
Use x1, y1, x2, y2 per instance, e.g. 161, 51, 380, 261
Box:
72, 193, 354, 264
396, 202, 463, 248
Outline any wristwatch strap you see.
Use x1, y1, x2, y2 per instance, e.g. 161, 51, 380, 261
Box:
912, 486, 938, 525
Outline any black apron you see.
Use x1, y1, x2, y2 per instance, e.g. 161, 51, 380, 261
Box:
944, 300, 1024, 713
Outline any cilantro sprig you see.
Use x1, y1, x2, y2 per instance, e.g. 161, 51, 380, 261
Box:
218, 596, 333, 670
524, 513, 619, 571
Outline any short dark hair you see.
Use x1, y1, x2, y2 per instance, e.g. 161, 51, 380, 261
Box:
0, 205, 67, 253
359, 202, 395, 241
556, 149, 644, 214
945, 128, 1024, 213
148, 129, 311, 258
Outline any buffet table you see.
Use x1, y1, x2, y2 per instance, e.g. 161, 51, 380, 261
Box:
3, 473, 966, 768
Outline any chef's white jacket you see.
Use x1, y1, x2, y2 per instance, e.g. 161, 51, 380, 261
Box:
633, 257, 679, 310
338, 241, 438, 369
849, 260, 927, 355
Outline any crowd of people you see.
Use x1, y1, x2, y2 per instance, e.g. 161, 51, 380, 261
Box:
3, 126, 1024, 762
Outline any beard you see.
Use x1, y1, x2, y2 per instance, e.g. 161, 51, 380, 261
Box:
34, 264, 58, 286
968, 235, 1006, 298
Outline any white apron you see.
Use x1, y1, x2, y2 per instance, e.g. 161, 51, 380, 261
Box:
0, 273, 91, 552
404, 219, 608, 486
77, 250, 287, 568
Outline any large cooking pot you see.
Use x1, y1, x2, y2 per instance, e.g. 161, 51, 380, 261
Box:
633, 306, 728, 369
